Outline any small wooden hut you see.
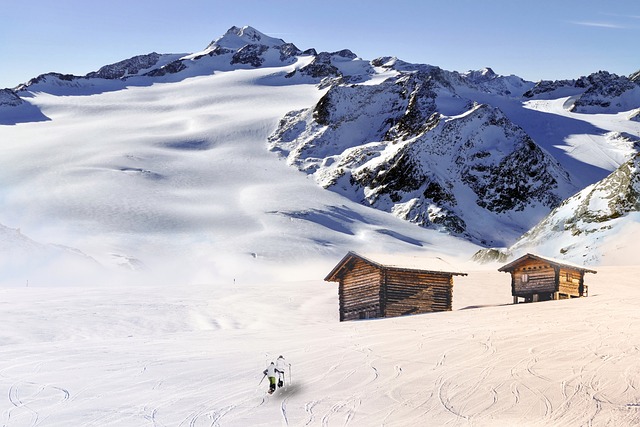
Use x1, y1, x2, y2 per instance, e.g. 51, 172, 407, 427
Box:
498, 253, 597, 303
324, 251, 467, 321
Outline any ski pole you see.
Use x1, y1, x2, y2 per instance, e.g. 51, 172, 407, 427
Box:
258, 373, 266, 385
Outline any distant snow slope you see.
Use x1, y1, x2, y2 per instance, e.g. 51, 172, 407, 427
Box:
506, 153, 640, 265
0, 224, 100, 286
1, 24, 639, 283
269, 96, 575, 246
268, 58, 640, 248
0, 49, 479, 286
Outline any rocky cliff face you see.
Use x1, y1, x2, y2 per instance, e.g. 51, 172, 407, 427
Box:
522, 79, 577, 98
269, 68, 575, 245
571, 71, 640, 113
0, 89, 23, 107
524, 70, 640, 113
12, 26, 310, 91
86, 53, 163, 79
5, 25, 639, 252
285, 49, 372, 86
502, 153, 640, 262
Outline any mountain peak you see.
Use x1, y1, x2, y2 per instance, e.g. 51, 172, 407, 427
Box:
480, 67, 496, 77
208, 25, 286, 50
462, 67, 497, 82
226, 25, 269, 41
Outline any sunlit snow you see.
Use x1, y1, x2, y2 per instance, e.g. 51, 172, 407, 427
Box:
1, 27, 640, 425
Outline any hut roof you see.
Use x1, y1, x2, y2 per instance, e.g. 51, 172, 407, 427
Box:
498, 253, 597, 274
325, 251, 468, 282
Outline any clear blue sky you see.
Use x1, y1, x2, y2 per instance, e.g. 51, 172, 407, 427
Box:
1, 0, 639, 88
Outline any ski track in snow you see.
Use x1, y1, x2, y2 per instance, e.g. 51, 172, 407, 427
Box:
0, 359, 72, 427
1, 269, 640, 426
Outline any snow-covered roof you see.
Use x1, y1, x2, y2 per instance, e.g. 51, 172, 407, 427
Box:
325, 251, 468, 282
498, 253, 597, 274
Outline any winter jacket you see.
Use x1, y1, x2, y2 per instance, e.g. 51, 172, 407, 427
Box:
264, 363, 279, 378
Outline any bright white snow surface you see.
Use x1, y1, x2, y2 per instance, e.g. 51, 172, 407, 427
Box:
0, 63, 478, 286
2, 56, 640, 425
2, 266, 640, 426
523, 97, 640, 176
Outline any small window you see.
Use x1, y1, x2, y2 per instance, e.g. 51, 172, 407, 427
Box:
521, 273, 528, 283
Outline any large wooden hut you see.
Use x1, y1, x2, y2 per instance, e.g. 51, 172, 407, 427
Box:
498, 253, 597, 303
324, 251, 467, 321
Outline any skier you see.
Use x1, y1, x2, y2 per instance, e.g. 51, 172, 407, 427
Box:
276, 355, 287, 388
262, 362, 282, 394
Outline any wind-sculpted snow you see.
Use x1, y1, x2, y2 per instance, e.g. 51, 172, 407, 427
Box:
0, 46, 485, 286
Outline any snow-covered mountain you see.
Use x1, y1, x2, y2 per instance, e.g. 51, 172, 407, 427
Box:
4, 25, 640, 427
1, 24, 639, 277
11, 26, 311, 94
266, 50, 640, 249
523, 70, 640, 114
0, 223, 101, 286
0, 88, 22, 107
0, 26, 489, 286
496, 152, 640, 265
268, 69, 575, 246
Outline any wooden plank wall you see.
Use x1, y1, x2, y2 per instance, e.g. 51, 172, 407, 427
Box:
558, 268, 582, 297
513, 260, 556, 295
384, 269, 452, 317
339, 259, 382, 321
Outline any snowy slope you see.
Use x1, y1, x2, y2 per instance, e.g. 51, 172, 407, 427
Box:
1, 24, 640, 427
0, 28, 480, 286
0, 224, 100, 286
503, 153, 640, 265
267, 57, 640, 251
268, 67, 576, 246
2, 266, 640, 426
1, 24, 639, 278
1, 24, 639, 275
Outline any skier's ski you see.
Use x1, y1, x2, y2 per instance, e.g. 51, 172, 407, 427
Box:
276, 355, 288, 388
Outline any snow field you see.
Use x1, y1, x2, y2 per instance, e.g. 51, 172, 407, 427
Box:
1, 41, 640, 426
0, 61, 485, 288
1, 266, 640, 426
